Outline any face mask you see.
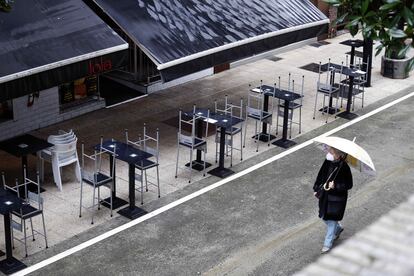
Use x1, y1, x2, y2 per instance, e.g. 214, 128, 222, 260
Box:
326, 152, 335, 161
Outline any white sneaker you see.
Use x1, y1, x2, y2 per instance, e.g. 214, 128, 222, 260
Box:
321, 246, 331, 254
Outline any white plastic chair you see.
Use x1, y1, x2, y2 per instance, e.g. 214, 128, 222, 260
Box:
39, 132, 81, 191
47, 130, 75, 143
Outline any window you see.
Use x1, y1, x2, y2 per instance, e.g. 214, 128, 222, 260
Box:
0, 100, 13, 122
59, 75, 99, 111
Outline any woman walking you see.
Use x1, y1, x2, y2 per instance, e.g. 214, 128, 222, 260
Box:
313, 146, 353, 253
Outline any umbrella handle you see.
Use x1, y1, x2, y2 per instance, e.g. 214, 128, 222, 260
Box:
323, 182, 332, 191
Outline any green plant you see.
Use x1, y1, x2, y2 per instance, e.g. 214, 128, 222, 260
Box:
325, 0, 414, 69
0, 0, 13, 12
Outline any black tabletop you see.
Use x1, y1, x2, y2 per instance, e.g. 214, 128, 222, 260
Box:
0, 189, 23, 215
340, 39, 364, 48
96, 140, 153, 165
210, 112, 244, 128
321, 63, 365, 78
0, 134, 53, 157
252, 85, 302, 101
186, 109, 244, 129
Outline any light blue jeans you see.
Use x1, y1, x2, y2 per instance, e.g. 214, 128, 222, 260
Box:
323, 220, 342, 248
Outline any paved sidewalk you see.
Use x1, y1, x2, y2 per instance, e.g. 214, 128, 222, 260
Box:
296, 196, 414, 276
22, 79, 414, 275
0, 32, 413, 259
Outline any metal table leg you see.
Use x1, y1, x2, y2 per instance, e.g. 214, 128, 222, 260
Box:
272, 99, 296, 148
0, 213, 27, 274
118, 163, 147, 219
186, 118, 212, 171
208, 127, 234, 178
101, 155, 128, 209
253, 94, 276, 142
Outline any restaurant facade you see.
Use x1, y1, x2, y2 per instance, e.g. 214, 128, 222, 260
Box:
1, 0, 329, 141
0, 0, 128, 141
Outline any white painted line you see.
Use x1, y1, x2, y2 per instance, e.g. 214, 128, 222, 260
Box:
105, 94, 148, 108
14, 91, 414, 276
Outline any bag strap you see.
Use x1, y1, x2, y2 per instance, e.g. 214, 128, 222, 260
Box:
332, 161, 344, 182
318, 166, 337, 190
322, 161, 344, 190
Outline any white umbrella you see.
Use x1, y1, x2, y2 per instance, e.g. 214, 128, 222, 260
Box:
314, 136, 376, 175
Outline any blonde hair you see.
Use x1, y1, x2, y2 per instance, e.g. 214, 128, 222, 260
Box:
330, 147, 347, 160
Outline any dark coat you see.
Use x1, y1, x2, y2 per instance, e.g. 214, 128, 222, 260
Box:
313, 159, 353, 221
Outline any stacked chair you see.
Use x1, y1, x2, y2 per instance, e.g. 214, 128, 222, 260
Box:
244, 81, 275, 151
38, 129, 81, 191
343, 55, 368, 110
275, 74, 305, 139
214, 95, 244, 167
313, 60, 343, 123
175, 106, 209, 183
79, 138, 116, 224
2, 169, 48, 257
125, 124, 160, 205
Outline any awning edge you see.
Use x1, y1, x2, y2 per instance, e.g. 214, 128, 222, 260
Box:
157, 19, 330, 71
0, 43, 129, 84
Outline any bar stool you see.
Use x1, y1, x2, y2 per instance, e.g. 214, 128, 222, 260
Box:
341, 57, 367, 110
175, 108, 209, 183
2, 169, 48, 257
125, 124, 160, 205
313, 60, 343, 123
79, 138, 116, 224
244, 81, 275, 152
214, 96, 244, 167
276, 75, 305, 139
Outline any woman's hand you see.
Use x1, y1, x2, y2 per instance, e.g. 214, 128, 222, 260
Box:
323, 181, 335, 191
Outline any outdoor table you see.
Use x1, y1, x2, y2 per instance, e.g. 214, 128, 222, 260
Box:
340, 39, 364, 66
249, 86, 277, 142
266, 86, 302, 148
97, 140, 152, 219
252, 85, 302, 148
322, 63, 365, 120
185, 109, 244, 178
0, 189, 26, 274
0, 134, 52, 193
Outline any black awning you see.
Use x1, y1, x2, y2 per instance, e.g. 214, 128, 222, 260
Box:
92, 0, 328, 81
0, 0, 128, 101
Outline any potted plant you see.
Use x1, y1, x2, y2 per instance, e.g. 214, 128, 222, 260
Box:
324, 0, 414, 79
0, 0, 13, 12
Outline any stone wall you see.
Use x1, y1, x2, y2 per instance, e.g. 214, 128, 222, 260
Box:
328, 6, 338, 38
310, 0, 338, 39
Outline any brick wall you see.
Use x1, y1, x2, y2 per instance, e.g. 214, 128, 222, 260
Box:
0, 87, 105, 141
310, 0, 335, 40
295, 194, 414, 275
328, 6, 338, 38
